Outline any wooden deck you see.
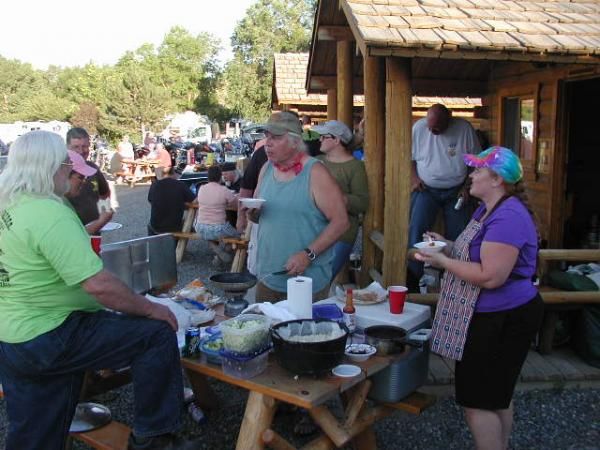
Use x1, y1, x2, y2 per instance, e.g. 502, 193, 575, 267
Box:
423, 346, 600, 396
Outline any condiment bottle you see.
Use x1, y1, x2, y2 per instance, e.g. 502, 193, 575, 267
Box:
343, 288, 356, 333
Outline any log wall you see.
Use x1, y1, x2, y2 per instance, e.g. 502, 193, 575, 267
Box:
486, 63, 600, 247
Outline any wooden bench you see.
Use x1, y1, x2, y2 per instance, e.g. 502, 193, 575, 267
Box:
70, 420, 131, 450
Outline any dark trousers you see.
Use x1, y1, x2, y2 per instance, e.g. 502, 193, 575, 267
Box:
0, 310, 184, 450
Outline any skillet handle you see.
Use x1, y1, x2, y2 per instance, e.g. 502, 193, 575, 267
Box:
408, 328, 431, 342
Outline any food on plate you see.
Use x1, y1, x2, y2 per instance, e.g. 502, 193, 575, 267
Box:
414, 240, 447, 254
353, 290, 379, 303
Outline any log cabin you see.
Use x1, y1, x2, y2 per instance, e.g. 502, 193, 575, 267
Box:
306, 0, 600, 286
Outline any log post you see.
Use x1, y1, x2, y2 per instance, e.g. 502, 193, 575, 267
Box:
337, 40, 353, 128
360, 55, 386, 286
236, 392, 277, 450
383, 58, 412, 287
327, 89, 337, 120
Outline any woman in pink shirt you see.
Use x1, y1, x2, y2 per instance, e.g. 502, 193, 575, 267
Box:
195, 165, 239, 256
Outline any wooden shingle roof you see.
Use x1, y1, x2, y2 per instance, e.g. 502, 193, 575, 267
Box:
275, 52, 481, 109
340, 0, 600, 63
274, 53, 328, 105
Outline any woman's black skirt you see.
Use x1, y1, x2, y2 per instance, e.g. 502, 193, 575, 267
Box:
455, 293, 544, 410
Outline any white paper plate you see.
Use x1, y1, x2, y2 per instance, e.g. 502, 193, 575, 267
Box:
332, 364, 362, 378
100, 222, 123, 232
240, 198, 266, 209
190, 309, 216, 326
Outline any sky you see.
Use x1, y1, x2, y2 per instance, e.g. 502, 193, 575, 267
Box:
1, 0, 257, 69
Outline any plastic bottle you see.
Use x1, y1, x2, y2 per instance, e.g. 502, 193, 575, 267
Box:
187, 403, 207, 424
343, 288, 357, 333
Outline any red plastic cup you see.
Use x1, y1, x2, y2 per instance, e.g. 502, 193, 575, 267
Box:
388, 286, 407, 314
91, 236, 102, 255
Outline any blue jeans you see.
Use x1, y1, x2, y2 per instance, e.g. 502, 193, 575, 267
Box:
331, 241, 354, 281
0, 310, 184, 450
408, 184, 470, 279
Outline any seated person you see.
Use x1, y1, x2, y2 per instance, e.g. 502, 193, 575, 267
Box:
221, 162, 241, 228
154, 143, 173, 180
0, 131, 197, 450
147, 165, 196, 235
195, 165, 239, 262
65, 150, 113, 235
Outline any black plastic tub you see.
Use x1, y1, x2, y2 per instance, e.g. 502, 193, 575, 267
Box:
271, 319, 348, 375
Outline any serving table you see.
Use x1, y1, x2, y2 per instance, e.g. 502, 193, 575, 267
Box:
182, 307, 435, 450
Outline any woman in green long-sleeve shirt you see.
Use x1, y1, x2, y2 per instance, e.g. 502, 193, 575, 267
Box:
313, 121, 369, 279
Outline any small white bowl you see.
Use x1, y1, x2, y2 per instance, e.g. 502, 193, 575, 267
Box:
414, 240, 447, 254
345, 344, 377, 362
240, 198, 266, 209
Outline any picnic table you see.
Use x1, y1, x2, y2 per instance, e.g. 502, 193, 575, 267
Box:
174, 202, 246, 267
119, 159, 159, 187
181, 308, 435, 450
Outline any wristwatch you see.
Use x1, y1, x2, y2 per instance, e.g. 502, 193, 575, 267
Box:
304, 248, 316, 261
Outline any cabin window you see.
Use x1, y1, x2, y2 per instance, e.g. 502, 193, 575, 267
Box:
502, 97, 535, 162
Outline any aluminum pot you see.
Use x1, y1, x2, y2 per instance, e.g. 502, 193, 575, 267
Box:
364, 325, 421, 356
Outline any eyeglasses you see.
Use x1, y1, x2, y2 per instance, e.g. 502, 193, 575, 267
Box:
319, 134, 335, 141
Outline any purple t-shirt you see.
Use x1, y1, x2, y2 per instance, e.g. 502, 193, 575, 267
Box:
469, 197, 538, 312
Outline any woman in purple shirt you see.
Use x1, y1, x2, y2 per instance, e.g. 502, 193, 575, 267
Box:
416, 146, 543, 450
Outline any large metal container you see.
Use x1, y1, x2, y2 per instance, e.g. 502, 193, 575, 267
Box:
100, 234, 177, 294
367, 342, 430, 403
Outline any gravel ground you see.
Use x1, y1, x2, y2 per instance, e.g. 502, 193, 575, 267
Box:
1, 184, 599, 449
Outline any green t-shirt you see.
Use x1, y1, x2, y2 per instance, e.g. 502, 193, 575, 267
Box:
317, 156, 369, 244
0, 195, 103, 343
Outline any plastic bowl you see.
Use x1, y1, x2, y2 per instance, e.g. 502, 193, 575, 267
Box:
240, 198, 266, 209
414, 240, 447, 254
345, 344, 377, 362
199, 336, 224, 365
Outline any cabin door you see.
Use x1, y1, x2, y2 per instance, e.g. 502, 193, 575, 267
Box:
561, 77, 600, 248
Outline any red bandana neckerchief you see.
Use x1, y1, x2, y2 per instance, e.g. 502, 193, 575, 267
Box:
273, 152, 304, 176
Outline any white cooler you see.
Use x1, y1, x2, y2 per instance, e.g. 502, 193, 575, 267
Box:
315, 297, 431, 332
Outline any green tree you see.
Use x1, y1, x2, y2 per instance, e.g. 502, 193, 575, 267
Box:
0, 57, 46, 121
100, 64, 171, 142
71, 102, 101, 135
117, 27, 222, 112
223, 0, 316, 121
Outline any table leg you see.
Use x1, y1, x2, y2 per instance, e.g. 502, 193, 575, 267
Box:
185, 369, 219, 411
236, 391, 277, 450
176, 209, 196, 263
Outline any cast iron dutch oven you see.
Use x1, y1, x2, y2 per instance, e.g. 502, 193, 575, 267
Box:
271, 319, 348, 375
364, 325, 424, 356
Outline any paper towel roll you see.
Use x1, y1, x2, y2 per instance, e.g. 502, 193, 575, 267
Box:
287, 276, 313, 319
